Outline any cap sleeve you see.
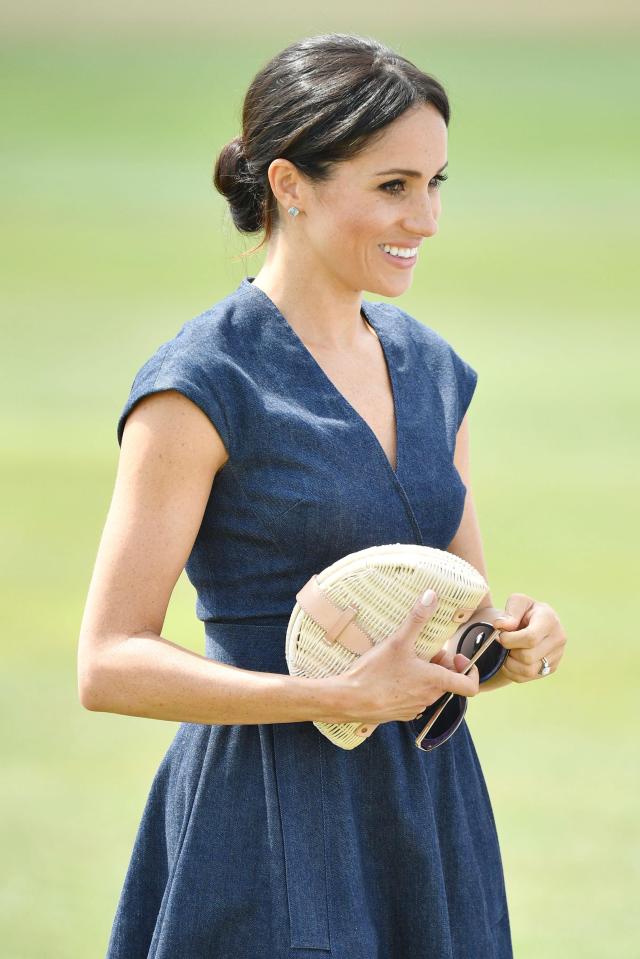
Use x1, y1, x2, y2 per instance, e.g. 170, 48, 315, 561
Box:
116, 333, 233, 455
449, 345, 478, 434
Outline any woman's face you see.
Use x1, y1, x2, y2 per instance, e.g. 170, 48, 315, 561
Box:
297, 102, 448, 297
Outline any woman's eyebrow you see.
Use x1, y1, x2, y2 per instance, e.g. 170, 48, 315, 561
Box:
373, 161, 448, 177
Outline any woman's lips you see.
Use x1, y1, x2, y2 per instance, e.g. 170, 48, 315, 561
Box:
379, 246, 417, 268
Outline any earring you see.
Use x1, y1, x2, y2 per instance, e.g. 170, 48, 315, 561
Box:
287, 206, 300, 217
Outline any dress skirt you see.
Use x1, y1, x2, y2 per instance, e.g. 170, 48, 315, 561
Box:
105, 624, 512, 959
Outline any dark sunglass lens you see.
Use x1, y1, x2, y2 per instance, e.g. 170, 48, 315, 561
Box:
456, 622, 509, 684
415, 694, 466, 751
476, 640, 509, 682
457, 622, 491, 658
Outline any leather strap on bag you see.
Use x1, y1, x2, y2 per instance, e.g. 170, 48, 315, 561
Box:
295, 574, 376, 740
294, 578, 496, 743
295, 575, 374, 655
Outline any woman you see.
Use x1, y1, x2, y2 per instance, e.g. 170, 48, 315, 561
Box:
78, 33, 567, 959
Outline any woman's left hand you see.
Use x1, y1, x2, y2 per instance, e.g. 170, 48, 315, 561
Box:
493, 594, 567, 683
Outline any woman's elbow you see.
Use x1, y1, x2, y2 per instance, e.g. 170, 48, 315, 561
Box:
77, 641, 111, 711
78, 667, 105, 711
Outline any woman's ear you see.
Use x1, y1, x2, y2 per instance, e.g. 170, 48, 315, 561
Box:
267, 158, 305, 216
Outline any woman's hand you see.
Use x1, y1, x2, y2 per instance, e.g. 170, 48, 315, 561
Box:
336, 590, 480, 725
493, 593, 567, 683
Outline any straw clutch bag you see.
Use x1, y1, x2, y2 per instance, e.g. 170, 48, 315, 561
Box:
286, 543, 490, 750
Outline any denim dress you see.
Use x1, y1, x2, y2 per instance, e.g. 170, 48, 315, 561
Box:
105, 277, 513, 959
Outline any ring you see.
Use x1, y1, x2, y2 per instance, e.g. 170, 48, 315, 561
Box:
538, 656, 551, 677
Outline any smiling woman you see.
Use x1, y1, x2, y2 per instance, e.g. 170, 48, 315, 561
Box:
78, 32, 532, 959
220, 99, 450, 306
213, 36, 451, 256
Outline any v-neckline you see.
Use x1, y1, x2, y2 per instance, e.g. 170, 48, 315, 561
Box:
241, 276, 402, 479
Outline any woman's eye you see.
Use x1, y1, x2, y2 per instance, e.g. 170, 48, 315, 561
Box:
381, 179, 406, 195
431, 172, 448, 189
380, 173, 448, 196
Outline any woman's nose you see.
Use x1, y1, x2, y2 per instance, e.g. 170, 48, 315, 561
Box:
405, 196, 439, 239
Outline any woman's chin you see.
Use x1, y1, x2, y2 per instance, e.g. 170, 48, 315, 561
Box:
366, 273, 413, 297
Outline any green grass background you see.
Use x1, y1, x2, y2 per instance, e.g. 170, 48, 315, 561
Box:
2, 14, 639, 958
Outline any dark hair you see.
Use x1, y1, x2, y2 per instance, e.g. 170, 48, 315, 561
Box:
213, 33, 450, 257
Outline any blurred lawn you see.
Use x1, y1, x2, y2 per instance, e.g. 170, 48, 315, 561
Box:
2, 29, 639, 958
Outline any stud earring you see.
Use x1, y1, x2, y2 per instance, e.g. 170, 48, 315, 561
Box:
287, 206, 300, 217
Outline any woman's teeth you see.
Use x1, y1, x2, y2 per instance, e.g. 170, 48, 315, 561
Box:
380, 244, 418, 259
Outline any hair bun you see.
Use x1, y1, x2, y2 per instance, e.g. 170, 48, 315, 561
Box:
213, 136, 264, 234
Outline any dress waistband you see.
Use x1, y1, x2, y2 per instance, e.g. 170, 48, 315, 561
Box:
204, 620, 290, 674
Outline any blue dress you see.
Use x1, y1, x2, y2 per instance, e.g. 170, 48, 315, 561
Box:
106, 276, 513, 958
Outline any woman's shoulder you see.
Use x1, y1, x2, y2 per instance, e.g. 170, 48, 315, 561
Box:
166, 287, 251, 356
116, 286, 250, 450
129, 287, 252, 379
365, 297, 468, 365
365, 298, 479, 435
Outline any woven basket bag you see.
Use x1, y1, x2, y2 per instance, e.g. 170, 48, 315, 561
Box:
285, 543, 490, 750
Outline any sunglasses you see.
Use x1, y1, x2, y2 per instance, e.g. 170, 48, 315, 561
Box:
413, 621, 509, 751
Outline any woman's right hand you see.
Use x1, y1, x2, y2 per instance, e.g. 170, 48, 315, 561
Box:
333, 589, 480, 724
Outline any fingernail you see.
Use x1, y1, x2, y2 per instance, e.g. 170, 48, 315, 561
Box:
494, 615, 510, 624
420, 589, 436, 606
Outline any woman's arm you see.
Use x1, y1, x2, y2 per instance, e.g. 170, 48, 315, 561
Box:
446, 413, 514, 693
77, 390, 345, 724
